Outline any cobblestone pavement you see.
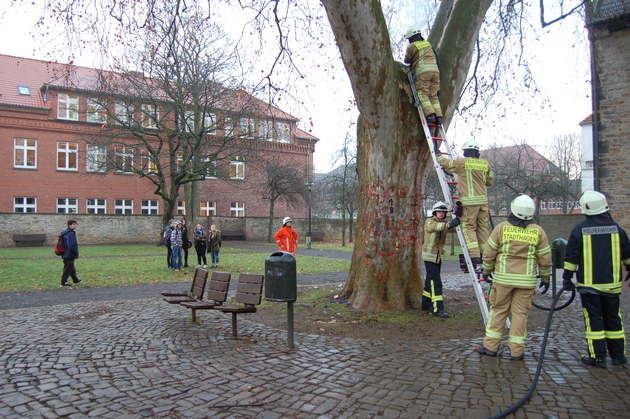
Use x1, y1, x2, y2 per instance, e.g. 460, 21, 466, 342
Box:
2, 283, 630, 418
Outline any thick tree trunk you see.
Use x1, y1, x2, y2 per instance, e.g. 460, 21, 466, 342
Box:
321, 0, 493, 311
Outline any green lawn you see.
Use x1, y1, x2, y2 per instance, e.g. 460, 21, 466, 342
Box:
0, 244, 350, 292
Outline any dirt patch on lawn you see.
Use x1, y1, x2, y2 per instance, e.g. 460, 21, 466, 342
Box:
254, 285, 550, 343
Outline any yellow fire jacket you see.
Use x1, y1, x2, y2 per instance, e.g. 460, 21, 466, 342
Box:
422, 215, 455, 264
404, 40, 439, 75
482, 221, 552, 288
437, 156, 494, 205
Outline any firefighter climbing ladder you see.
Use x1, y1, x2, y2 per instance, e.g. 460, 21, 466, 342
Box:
407, 70, 491, 325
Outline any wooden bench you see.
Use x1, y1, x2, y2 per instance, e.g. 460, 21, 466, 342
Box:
162, 267, 208, 304
13, 233, 46, 246
221, 230, 245, 241
179, 271, 232, 322
216, 273, 265, 338
311, 231, 325, 242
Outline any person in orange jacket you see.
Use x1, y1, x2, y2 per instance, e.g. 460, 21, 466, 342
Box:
274, 216, 298, 255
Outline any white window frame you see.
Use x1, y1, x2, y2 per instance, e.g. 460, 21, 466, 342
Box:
540, 201, 546, 210
566, 201, 573, 209
258, 120, 273, 141
277, 122, 291, 143
114, 199, 133, 214
86, 198, 107, 214
140, 147, 158, 174
14, 197, 36, 213
14, 138, 37, 169
141, 199, 159, 215
204, 158, 217, 179
204, 113, 217, 135
223, 116, 235, 136
86, 144, 107, 173
114, 101, 130, 125
18, 86, 31, 96
230, 157, 245, 180
549, 201, 556, 210
114, 146, 134, 173
183, 110, 195, 133
57, 142, 79, 171
557, 200, 563, 209
177, 201, 186, 215
239, 117, 255, 139
200, 201, 217, 216
141, 103, 158, 129
87, 98, 107, 124
230, 201, 245, 217
57, 198, 78, 214
57, 93, 79, 121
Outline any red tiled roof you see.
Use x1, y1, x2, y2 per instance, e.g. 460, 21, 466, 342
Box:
579, 114, 593, 125
484, 144, 552, 172
295, 128, 319, 141
0, 53, 302, 123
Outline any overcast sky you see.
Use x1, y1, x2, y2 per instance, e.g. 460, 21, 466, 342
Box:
0, 1, 590, 172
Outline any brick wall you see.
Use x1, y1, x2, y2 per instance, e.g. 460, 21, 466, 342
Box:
591, 18, 630, 229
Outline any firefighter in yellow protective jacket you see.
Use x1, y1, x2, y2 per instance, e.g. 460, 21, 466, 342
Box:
477, 195, 552, 360
437, 139, 494, 271
563, 191, 630, 368
422, 202, 461, 319
403, 26, 442, 125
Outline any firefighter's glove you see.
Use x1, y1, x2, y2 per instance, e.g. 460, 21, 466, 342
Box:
562, 270, 575, 291
454, 201, 463, 217
448, 218, 461, 229
482, 273, 493, 284
538, 278, 550, 295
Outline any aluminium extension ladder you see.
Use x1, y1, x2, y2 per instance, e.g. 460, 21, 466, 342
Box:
407, 70, 491, 325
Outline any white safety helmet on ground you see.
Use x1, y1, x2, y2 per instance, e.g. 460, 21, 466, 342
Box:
405, 27, 422, 39
283, 216, 293, 226
432, 201, 448, 214
511, 195, 536, 220
579, 191, 609, 216
461, 139, 480, 151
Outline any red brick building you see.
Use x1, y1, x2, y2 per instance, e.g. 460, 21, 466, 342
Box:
0, 54, 318, 219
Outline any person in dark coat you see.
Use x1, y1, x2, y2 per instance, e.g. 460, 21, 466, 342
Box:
181, 219, 191, 268
60, 219, 82, 287
207, 224, 222, 268
192, 223, 208, 268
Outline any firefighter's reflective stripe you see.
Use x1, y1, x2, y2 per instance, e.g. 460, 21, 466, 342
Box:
584, 308, 605, 358
508, 334, 526, 345
411, 40, 439, 74
564, 261, 578, 271
605, 329, 626, 340
423, 281, 444, 312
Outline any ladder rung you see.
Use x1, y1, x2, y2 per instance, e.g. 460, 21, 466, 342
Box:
447, 181, 458, 185
432, 137, 443, 142
452, 195, 460, 200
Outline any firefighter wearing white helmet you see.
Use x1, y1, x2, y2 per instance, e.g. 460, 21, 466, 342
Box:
274, 216, 298, 255
403, 25, 443, 125
437, 139, 494, 271
421, 201, 461, 318
476, 194, 552, 361
563, 191, 630, 368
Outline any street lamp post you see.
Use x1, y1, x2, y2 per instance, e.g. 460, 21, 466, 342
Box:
306, 182, 314, 249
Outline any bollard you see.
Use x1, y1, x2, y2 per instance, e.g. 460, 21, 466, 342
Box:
551, 238, 568, 296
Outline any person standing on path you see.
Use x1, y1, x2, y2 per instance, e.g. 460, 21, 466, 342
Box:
163, 219, 174, 269
193, 223, 208, 268
60, 219, 82, 287
421, 202, 461, 319
207, 224, 222, 268
170, 221, 184, 271
563, 191, 630, 368
477, 195, 551, 361
274, 217, 298, 256
181, 219, 191, 268
437, 139, 494, 272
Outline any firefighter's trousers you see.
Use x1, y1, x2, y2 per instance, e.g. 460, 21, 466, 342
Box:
461, 204, 490, 259
579, 292, 626, 361
414, 71, 442, 118
483, 284, 535, 358
422, 261, 444, 313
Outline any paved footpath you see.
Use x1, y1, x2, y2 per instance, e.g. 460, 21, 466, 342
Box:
2, 253, 630, 417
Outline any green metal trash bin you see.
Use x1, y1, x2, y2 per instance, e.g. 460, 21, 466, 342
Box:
265, 252, 297, 302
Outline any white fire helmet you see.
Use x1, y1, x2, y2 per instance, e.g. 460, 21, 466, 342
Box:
579, 191, 609, 216
511, 195, 536, 220
283, 216, 293, 226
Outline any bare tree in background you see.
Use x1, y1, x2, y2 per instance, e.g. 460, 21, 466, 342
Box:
547, 133, 582, 214
324, 134, 359, 246
255, 156, 308, 243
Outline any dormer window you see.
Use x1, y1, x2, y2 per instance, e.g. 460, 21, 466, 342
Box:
17, 86, 30, 96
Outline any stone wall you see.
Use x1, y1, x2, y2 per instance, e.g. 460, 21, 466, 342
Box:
0, 212, 584, 248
